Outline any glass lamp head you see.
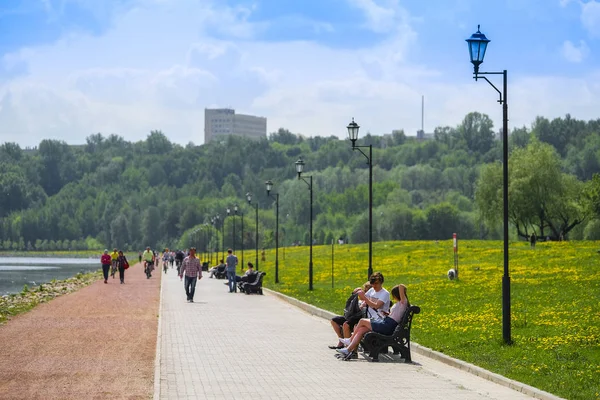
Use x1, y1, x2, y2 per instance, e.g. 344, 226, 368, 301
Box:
466, 25, 490, 74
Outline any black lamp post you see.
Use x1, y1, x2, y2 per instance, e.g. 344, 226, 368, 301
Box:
346, 118, 373, 280
466, 25, 511, 345
246, 192, 259, 271
266, 180, 279, 283
240, 210, 244, 272
216, 214, 224, 261
295, 157, 313, 291
233, 204, 238, 253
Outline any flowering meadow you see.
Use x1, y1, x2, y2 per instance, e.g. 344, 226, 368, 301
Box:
253, 240, 600, 400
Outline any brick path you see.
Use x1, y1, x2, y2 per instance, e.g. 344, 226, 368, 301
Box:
157, 271, 533, 400
0, 263, 159, 400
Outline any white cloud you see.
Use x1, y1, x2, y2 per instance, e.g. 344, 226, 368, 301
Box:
561, 39, 590, 62
1, 0, 600, 147
581, 0, 600, 37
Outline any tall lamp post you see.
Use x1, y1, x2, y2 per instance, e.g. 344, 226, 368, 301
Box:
246, 193, 259, 271
466, 25, 511, 345
240, 210, 244, 272
216, 214, 224, 261
294, 157, 313, 291
346, 118, 373, 280
233, 204, 238, 253
265, 180, 280, 283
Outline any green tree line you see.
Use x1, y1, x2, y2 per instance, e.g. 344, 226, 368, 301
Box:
2, 112, 600, 252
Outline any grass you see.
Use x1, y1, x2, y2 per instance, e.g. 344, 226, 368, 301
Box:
240, 240, 600, 400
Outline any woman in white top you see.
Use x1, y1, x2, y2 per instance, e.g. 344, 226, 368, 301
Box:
337, 284, 408, 358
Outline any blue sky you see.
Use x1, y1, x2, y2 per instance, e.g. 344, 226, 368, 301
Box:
1, 0, 600, 146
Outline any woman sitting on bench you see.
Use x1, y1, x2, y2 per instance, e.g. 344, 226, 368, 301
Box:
208, 259, 226, 278
236, 262, 256, 283
336, 284, 408, 358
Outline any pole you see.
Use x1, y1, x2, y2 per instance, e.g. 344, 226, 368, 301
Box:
502, 69, 511, 344
255, 203, 259, 272
331, 239, 334, 289
241, 212, 244, 272
275, 193, 279, 283
233, 213, 236, 254
368, 144, 373, 280
221, 221, 224, 262
309, 175, 313, 291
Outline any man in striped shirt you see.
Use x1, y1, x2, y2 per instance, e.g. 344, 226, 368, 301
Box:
179, 247, 203, 302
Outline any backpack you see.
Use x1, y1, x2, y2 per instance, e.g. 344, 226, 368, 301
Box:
343, 293, 364, 321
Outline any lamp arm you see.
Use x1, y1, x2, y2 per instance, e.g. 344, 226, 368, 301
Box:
475, 72, 504, 104
352, 146, 371, 165
299, 176, 312, 190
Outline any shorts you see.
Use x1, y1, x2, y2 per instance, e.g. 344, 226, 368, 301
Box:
370, 316, 398, 336
331, 315, 361, 330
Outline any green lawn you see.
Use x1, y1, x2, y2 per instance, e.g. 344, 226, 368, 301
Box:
242, 240, 600, 400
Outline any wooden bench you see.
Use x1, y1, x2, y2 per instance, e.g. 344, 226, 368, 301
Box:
361, 305, 420, 362
241, 272, 266, 295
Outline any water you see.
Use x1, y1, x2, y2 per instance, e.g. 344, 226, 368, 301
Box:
0, 257, 101, 295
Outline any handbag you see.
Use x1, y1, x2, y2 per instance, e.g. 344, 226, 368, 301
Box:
124, 261, 129, 270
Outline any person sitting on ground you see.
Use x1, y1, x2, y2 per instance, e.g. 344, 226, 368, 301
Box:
336, 283, 407, 359
329, 281, 372, 349
208, 259, 226, 278
236, 262, 256, 283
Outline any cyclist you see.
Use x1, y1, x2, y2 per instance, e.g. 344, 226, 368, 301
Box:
175, 249, 185, 275
142, 247, 154, 279
110, 248, 119, 279
163, 251, 169, 274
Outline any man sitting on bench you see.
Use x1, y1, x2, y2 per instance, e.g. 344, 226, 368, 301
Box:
208, 259, 226, 278
329, 281, 372, 349
337, 282, 408, 359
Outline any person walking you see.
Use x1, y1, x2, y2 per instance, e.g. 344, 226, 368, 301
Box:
116, 250, 129, 284
225, 248, 238, 293
138, 251, 142, 263
530, 232, 537, 249
100, 250, 111, 284
179, 247, 203, 302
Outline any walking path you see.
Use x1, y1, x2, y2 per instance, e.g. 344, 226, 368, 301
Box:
0, 263, 160, 400
157, 271, 533, 400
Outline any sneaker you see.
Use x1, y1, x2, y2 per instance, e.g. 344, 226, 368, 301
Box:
340, 338, 351, 346
190, 299, 194, 303
336, 348, 349, 357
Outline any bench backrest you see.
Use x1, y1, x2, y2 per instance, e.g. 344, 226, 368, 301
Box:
392, 305, 420, 339
248, 272, 266, 285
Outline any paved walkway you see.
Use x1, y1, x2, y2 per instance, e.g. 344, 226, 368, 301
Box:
157, 271, 533, 400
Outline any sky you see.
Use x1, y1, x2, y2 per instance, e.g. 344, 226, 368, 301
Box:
1, 0, 600, 147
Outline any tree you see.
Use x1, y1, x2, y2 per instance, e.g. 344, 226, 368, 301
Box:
455, 112, 495, 155
476, 139, 587, 239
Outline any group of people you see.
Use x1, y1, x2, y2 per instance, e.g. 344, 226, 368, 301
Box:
206, 249, 257, 293
100, 248, 129, 284
328, 272, 409, 361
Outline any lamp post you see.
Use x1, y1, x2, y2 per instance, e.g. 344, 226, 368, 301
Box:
265, 180, 280, 283
246, 192, 259, 271
240, 210, 244, 272
226, 206, 232, 252
216, 214, 224, 261
233, 204, 238, 253
466, 25, 511, 345
346, 118, 373, 280
294, 157, 313, 291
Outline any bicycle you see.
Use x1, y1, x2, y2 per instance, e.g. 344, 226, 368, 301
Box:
163, 259, 169, 274
110, 260, 118, 279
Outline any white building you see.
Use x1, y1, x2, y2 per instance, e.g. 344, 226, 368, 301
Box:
204, 108, 267, 143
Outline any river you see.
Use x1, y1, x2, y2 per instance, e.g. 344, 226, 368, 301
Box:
0, 257, 101, 295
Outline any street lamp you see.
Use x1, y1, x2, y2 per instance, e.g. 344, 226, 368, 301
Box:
233, 204, 238, 254
466, 25, 511, 344
240, 209, 244, 272
346, 118, 373, 280
216, 214, 224, 261
294, 157, 314, 291
246, 192, 259, 271
265, 180, 280, 283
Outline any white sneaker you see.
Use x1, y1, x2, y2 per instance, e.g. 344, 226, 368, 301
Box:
336, 347, 349, 356
340, 338, 351, 346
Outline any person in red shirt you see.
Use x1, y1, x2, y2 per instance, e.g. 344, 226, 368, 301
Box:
100, 249, 112, 284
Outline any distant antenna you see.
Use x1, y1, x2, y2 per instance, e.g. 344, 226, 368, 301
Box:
421, 95, 424, 132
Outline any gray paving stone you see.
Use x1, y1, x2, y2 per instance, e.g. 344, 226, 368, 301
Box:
157, 270, 533, 400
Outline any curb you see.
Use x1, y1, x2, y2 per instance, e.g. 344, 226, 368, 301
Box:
153, 267, 164, 400
263, 287, 565, 400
